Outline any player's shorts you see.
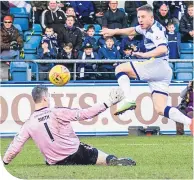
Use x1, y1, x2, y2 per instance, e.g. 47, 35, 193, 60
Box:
55, 142, 98, 165
130, 58, 173, 96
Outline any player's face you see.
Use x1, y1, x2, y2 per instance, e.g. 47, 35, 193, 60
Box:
106, 39, 114, 49
167, 25, 175, 33
64, 46, 72, 54
87, 29, 95, 37
66, 17, 74, 27
45, 29, 54, 36
137, 10, 154, 29
188, 7, 194, 17
84, 48, 93, 55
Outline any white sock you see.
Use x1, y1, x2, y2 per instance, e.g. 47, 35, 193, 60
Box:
117, 73, 132, 102
165, 106, 191, 125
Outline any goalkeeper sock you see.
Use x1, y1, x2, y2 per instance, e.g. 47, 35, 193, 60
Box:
164, 106, 191, 125
116, 72, 132, 102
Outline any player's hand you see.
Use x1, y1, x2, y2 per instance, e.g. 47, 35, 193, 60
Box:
104, 88, 124, 108
132, 52, 146, 58
100, 28, 115, 37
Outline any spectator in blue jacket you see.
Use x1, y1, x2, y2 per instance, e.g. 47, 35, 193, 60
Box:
78, 43, 99, 80
167, 22, 181, 59
98, 36, 121, 79
37, 41, 57, 80
84, 25, 98, 52
120, 35, 145, 55
73, 1, 95, 26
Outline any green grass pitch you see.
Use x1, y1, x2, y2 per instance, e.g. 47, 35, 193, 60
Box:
1, 136, 193, 179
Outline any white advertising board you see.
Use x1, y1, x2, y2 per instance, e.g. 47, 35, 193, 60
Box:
0, 83, 190, 136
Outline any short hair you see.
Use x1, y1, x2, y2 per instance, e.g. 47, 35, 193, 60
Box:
105, 36, 114, 42
66, 15, 75, 21
86, 25, 95, 32
63, 42, 73, 49
188, 4, 193, 9
167, 21, 174, 27
31, 85, 48, 103
66, 6, 74, 11
137, 4, 153, 14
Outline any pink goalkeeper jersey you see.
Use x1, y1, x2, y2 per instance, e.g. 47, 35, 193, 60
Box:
3, 104, 107, 165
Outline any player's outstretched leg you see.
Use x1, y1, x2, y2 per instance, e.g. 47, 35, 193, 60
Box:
114, 63, 137, 115
152, 93, 194, 135
97, 150, 136, 166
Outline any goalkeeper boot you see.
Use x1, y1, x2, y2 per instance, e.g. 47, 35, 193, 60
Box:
109, 158, 136, 166
189, 118, 194, 136
114, 101, 136, 115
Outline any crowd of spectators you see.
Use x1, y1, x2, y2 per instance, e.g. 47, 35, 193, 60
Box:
0, 1, 193, 81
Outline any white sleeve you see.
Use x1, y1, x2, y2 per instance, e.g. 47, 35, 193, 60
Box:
152, 30, 168, 47
135, 25, 144, 35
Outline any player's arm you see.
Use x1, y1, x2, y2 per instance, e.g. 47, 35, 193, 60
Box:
100, 27, 137, 37
3, 123, 30, 165
60, 88, 124, 121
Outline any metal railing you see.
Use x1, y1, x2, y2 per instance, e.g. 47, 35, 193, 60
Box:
1, 59, 193, 81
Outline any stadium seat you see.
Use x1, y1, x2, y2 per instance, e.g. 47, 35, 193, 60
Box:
175, 62, 193, 69
180, 43, 194, 54
180, 53, 194, 59
10, 7, 29, 31
9, 61, 29, 81
13, 24, 23, 37
176, 71, 193, 80
24, 43, 37, 54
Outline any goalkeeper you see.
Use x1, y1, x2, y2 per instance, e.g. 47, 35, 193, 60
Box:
3, 85, 136, 166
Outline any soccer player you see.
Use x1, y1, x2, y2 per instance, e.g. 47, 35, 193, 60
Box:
3, 85, 136, 166
101, 4, 194, 134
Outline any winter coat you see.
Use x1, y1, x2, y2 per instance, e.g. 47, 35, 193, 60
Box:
92, 1, 109, 13
74, 1, 94, 17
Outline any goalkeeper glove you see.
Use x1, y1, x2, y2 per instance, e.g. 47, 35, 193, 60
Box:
104, 88, 124, 108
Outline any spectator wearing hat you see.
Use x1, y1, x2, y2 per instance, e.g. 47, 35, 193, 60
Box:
84, 25, 98, 52
77, 43, 99, 80
98, 37, 121, 80
37, 41, 57, 80
42, 27, 58, 53
122, 45, 134, 59
0, 15, 23, 81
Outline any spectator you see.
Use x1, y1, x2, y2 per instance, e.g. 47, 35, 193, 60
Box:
30, 1, 47, 24
73, 1, 95, 26
84, 25, 98, 52
168, 1, 185, 20
0, 16, 23, 81
167, 22, 181, 59
102, 1, 127, 29
98, 37, 121, 79
176, 80, 193, 135
0, 15, 23, 61
122, 44, 134, 59
42, 27, 58, 53
179, 4, 194, 42
97, 33, 119, 49
58, 15, 83, 58
0, 1, 10, 22
124, 1, 147, 27
37, 41, 57, 80
153, 1, 168, 14
120, 35, 145, 55
41, 0, 66, 34
65, 6, 83, 28
77, 43, 99, 80
92, 1, 109, 25
57, 43, 75, 74
154, 4, 173, 28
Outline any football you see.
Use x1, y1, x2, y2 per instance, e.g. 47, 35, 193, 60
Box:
49, 65, 71, 86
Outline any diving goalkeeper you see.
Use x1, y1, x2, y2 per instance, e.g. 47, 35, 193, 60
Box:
3, 85, 136, 166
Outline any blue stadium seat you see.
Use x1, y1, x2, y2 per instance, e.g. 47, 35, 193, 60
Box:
9, 62, 29, 81
119, 8, 125, 13
10, 7, 29, 31
84, 24, 102, 34
13, 24, 23, 37
176, 71, 193, 80
24, 43, 37, 54
175, 62, 193, 69
180, 53, 194, 59
32, 24, 42, 33
180, 43, 194, 54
